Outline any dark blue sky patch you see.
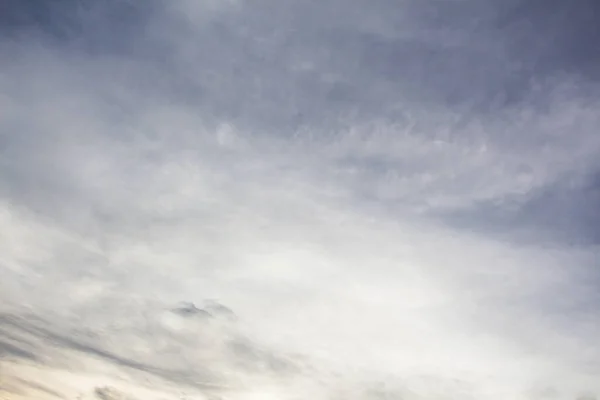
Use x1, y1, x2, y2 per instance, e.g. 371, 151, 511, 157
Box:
437, 173, 600, 246
0, 0, 157, 55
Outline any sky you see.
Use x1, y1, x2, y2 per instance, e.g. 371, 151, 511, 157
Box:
1, 0, 600, 399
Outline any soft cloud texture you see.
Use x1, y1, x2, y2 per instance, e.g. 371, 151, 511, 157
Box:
1, 0, 600, 399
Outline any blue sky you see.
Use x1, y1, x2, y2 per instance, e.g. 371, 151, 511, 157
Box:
1, 1, 600, 399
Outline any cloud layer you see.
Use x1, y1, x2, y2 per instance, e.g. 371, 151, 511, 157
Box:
1, 0, 600, 399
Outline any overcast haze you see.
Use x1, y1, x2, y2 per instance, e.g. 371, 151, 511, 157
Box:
1, 1, 600, 399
